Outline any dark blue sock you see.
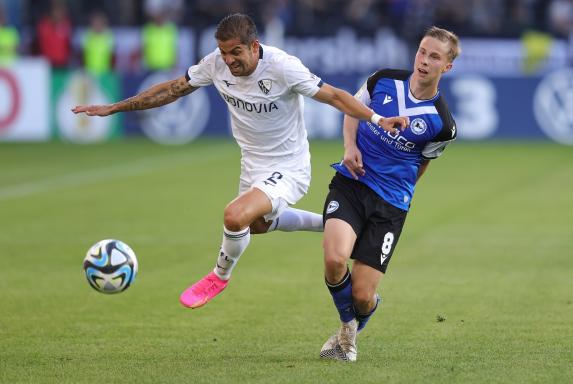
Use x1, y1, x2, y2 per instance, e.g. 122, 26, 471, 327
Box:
356, 294, 381, 332
326, 269, 355, 323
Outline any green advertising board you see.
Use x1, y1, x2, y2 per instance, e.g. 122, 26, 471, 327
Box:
51, 70, 121, 142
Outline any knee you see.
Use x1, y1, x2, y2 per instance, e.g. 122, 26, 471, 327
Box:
352, 287, 374, 310
223, 204, 245, 232
323, 239, 348, 275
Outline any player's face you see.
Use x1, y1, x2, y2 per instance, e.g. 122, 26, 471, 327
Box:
218, 38, 260, 77
413, 37, 453, 84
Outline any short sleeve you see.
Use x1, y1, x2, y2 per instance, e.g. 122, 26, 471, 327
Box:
282, 56, 323, 97
421, 140, 453, 159
422, 123, 457, 159
354, 81, 371, 106
186, 50, 217, 88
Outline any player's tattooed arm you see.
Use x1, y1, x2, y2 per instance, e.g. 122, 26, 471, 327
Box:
116, 76, 196, 112
72, 76, 197, 117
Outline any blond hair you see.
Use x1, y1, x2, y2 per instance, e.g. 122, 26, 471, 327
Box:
424, 26, 461, 62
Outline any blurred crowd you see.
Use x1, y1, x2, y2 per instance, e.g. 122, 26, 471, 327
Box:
1, 0, 572, 71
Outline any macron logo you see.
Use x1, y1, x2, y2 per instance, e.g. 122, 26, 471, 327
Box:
383, 95, 393, 105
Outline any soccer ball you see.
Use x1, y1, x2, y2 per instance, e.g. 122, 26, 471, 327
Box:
83, 239, 138, 294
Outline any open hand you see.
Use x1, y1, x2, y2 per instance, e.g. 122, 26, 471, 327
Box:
71, 105, 115, 117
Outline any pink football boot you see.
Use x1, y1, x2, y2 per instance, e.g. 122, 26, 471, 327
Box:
180, 271, 229, 308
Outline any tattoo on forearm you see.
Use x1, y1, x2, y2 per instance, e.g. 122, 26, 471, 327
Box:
115, 79, 192, 112
169, 80, 193, 97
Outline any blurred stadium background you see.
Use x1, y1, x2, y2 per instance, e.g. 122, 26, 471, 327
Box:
1, 0, 572, 144
1, 1, 573, 383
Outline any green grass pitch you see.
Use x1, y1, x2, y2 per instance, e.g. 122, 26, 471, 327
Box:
0, 139, 572, 383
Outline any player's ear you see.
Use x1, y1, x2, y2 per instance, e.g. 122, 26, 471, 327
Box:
251, 39, 260, 53
442, 62, 453, 73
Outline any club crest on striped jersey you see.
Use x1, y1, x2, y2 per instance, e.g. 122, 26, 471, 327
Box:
410, 118, 427, 135
258, 79, 272, 94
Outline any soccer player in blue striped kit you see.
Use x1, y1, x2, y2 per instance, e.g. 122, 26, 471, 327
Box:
320, 26, 461, 362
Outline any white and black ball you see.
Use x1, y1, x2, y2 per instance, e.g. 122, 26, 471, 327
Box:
83, 239, 138, 294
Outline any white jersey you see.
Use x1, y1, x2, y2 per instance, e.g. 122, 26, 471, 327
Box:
186, 44, 323, 169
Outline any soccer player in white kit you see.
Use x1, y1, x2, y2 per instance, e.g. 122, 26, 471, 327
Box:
72, 14, 408, 309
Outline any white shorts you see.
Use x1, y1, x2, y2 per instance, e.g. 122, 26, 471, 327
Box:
239, 162, 311, 221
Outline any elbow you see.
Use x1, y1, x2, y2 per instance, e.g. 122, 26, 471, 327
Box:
328, 92, 344, 109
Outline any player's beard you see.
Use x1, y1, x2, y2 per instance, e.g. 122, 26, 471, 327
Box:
228, 62, 241, 75
229, 57, 257, 77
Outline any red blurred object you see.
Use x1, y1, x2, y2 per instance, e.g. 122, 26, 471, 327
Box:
36, 2, 72, 68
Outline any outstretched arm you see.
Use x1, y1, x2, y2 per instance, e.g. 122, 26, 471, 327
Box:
71, 75, 197, 116
312, 83, 408, 134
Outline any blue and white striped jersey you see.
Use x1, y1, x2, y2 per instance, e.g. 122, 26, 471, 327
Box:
332, 69, 456, 211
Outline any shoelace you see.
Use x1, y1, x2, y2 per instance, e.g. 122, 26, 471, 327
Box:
193, 276, 220, 294
338, 324, 356, 352
193, 279, 215, 291
205, 280, 221, 294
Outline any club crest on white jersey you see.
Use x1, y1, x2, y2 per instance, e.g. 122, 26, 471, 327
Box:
258, 79, 272, 94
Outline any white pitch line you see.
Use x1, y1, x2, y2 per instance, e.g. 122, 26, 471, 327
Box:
0, 148, 228, 202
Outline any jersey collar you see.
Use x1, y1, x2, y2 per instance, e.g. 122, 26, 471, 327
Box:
406, 75, 439, 104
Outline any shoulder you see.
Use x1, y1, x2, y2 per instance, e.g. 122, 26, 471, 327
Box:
261, 44, 306, 72
432, 94, 457, 141
259, 44, 289, 66
190, 48, 220, 65
261, 44, 291, 60
209, 47, 222, 61
262, 45, 317, 84
186, 48, 221, 82
197, 48, 222, 69
367, 69, 411, 94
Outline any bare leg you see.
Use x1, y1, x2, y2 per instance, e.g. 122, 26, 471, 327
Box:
351, 260, 383, 332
